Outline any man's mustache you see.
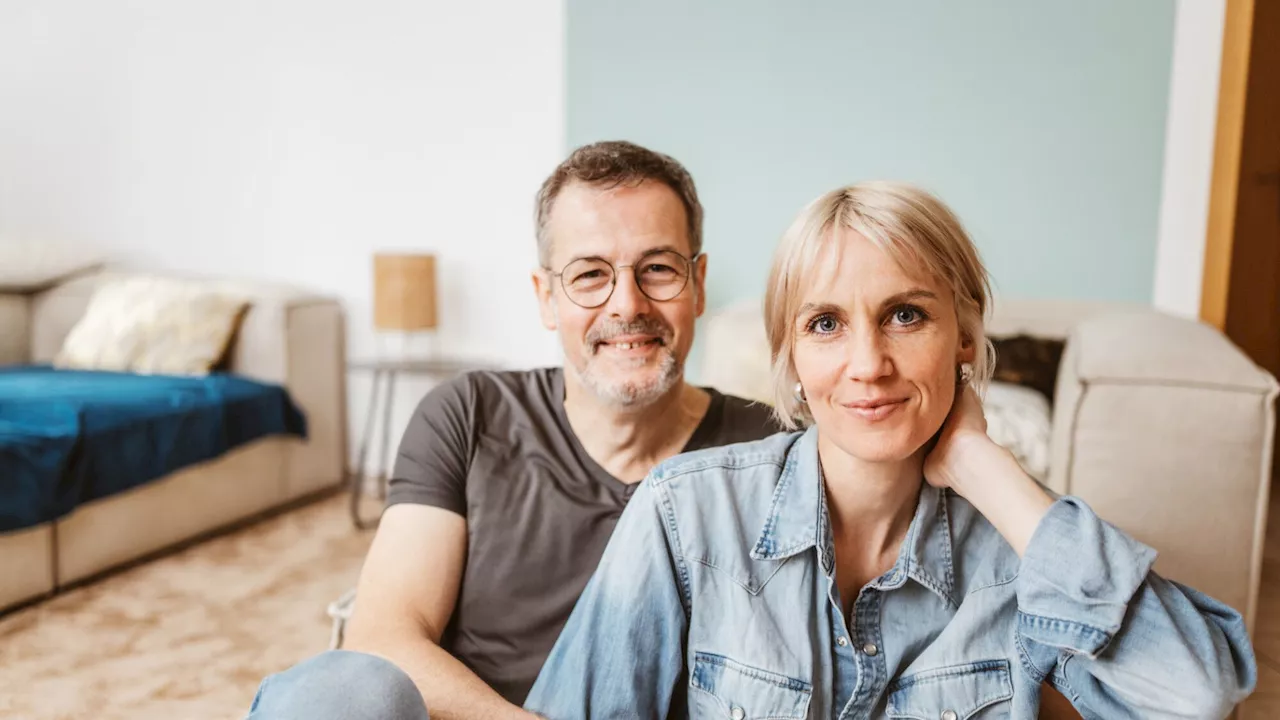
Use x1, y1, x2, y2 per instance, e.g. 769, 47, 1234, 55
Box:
585, 319, 672, 346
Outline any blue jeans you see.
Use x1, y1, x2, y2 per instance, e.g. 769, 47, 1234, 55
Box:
246, 650, 430, 720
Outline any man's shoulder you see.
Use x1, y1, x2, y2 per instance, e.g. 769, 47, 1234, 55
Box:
427, 367, 559, 409
409, 367, 563, 434
719, 391, 776, 419
458, 366, 560, 399
704, 389, 785, 445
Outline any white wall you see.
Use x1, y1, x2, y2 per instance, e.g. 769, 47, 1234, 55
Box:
0, 0, 565, 473
1154, 0, 1226, 318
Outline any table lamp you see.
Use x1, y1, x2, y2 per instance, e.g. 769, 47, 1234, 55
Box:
373, 252, 438, 355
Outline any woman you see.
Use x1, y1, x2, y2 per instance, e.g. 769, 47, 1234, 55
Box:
523, 183, 1256, 718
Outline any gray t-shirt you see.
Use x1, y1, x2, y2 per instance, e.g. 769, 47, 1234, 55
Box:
386, 367, 780, 703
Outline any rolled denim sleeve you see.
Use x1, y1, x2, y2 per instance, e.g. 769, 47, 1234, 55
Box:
1016, 497, 1257, 718
524, 477, 688, 719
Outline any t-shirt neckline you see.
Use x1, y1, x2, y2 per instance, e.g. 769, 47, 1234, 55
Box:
549, 367, 724, 497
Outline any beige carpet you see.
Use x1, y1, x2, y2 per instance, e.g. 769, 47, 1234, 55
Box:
0, 493, 375, 720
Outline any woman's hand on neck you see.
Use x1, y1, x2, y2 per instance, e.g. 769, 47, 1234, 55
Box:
924, 386, 1054, 556
563, 377, 710, 484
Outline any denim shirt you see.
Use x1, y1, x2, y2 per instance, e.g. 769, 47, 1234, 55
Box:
525, 428, 1256, 719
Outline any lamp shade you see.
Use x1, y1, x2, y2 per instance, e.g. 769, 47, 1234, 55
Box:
374, 252, 438, 331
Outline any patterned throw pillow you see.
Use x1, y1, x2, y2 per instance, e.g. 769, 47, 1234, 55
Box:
984, 381, 1053, 480
54, 276, 250, 376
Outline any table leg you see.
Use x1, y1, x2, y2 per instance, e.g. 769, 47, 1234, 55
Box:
377, 369, 398, 501
350, 368, 384, 529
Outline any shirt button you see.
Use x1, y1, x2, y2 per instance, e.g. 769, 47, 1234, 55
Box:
730, 707, 746, 720
862, 643, 879, 656
836, 636, 848, 647
941, 711, 958, 720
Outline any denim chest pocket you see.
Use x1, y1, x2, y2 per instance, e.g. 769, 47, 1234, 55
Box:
690, 651, 812, 719
886, 660, 1014, 720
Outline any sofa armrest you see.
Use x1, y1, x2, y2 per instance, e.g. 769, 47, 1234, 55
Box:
217, 281, 349, 499
1048, 310, 1277, 630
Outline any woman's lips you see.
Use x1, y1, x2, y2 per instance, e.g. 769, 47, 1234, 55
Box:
842, 398, 908, 421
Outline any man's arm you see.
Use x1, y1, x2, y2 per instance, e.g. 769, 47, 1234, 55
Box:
344, 503, 537, 720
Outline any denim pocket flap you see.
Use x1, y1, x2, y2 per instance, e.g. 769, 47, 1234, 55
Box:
886, 659, 1014, 720
690, 651, 812, 719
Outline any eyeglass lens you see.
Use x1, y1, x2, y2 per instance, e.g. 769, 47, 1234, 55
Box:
560, 250, 691, 308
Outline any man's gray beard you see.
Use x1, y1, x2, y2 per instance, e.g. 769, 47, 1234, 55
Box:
570, 347, 682, 408
556, 307, 684, 408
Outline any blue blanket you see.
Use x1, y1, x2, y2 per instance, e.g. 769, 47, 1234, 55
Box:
0, 366, 307, 533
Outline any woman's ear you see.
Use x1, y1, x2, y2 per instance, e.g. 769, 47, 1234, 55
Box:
957, 330, 977, 365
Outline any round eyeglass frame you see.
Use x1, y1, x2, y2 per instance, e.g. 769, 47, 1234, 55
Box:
547, 250, 701, 309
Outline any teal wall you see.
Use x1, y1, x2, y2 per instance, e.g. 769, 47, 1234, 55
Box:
566, 0, 1176, 311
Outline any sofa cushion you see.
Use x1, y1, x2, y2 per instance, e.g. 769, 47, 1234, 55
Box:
53, 276, 250, 376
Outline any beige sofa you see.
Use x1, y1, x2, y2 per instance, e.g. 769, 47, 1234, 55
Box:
701, 297, 1278, 634
0, 269, 348, 613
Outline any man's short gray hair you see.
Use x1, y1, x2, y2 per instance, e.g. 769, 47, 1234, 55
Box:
534, 141, 703, 267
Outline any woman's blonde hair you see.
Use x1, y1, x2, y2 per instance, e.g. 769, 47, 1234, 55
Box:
764, 181, 995, 429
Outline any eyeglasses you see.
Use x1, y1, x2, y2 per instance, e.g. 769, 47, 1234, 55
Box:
547, 250, 699, 309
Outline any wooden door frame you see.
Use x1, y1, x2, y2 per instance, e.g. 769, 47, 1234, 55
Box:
1204, 0, 1280, 497
1200, 0, 1254, 329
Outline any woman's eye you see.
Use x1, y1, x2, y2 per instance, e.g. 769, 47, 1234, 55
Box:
891, 306, 924, 325
808, 314, 839, 334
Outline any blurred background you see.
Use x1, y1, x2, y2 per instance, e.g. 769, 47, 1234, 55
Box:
0, 0, 1232, 439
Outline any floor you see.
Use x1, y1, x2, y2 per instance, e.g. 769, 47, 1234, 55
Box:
1, 490, 1279, 719
0, 494, 377, 720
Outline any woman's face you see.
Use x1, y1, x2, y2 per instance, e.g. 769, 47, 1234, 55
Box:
792, 229, 970, 464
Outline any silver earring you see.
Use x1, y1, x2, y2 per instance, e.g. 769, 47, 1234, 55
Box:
958, 362, 974, 385
793, 382, 807, 404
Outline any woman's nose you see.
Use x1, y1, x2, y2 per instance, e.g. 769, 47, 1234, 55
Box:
844, 330, 892, 382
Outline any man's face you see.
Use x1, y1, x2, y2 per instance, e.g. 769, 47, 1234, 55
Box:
533, 180, 706, 407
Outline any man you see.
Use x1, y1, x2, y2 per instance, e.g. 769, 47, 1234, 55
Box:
246, 141, 780, 719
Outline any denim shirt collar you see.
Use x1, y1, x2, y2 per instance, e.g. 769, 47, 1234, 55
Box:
749, 426, 956, 606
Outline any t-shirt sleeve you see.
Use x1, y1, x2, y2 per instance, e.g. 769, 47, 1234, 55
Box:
385, 373, 477, 517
